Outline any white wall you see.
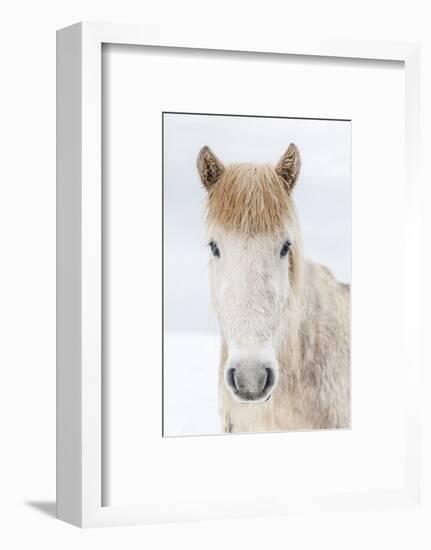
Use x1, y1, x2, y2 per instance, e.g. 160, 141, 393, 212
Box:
1, 1, 430, 549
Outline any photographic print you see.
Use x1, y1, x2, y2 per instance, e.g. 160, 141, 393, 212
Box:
163, 112, 351, 437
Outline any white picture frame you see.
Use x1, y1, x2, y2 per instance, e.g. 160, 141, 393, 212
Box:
56, 21, 422, 527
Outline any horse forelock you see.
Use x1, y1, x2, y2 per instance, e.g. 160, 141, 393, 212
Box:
205, 163, 294, 235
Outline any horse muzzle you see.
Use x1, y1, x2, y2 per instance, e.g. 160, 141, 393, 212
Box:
225, 361, 278, 403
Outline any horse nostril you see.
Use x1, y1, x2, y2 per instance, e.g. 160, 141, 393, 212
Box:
227, 368, 238, 392
263, 367, 275, 394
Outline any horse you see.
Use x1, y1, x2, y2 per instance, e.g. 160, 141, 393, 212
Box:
197, 143, 350, 433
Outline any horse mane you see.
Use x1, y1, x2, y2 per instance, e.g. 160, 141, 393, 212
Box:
205, 163, 292, 235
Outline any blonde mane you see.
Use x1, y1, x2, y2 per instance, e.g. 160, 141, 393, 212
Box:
205, 163, 293, 235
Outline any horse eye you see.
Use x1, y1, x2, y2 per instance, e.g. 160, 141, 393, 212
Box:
209, 240, 220, 258
280, 240, 291, 258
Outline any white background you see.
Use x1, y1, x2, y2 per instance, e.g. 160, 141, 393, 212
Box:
1, 1, 431, 549
104, 43, 407, 507
163, 113, 351, 436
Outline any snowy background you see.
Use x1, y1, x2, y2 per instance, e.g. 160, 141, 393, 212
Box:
163, 113, 351, 436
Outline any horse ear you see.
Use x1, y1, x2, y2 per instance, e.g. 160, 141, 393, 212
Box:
197, 146, 225, 191
275, 143, 301, 192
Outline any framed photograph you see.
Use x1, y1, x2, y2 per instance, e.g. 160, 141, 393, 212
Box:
57, 22, 422, 527
162, 111, 352, 437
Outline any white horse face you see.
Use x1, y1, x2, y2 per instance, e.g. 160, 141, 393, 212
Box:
208, 227, 293, 403
197, 143, 301, 404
